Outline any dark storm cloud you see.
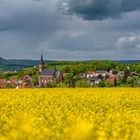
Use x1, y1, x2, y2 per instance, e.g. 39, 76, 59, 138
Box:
0, 0, 140, 60
58, 0, 140, 20
0, 0, 60, 34
0, 0, 64, 59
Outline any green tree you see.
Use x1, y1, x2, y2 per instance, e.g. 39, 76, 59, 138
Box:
98, 81, 106, 87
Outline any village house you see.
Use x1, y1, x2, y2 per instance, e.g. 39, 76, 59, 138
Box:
129, 72, 138, 77
90, 78, 101, 85
21, 75, 32, 88
106, 77, 117, 86
96, 70, 108, 77
86, 70, 108, 79
86, 70, 96, 78
117, 71, 124, 78
6, 79, 18, 88
0, 79, 7, 88
78, 73, 86, 79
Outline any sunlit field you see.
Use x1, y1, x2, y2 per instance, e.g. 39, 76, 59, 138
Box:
0, 88, 140, 140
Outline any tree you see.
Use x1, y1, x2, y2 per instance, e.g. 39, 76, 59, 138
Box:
98, 81, 106, 87
69, 77, 76, 87
6, 83, 13, 88
47, 82, 57, 88
75, 80, 90, 87
105, 81, 113, 87
112, 69, 118, 75
57, 83, 67, 88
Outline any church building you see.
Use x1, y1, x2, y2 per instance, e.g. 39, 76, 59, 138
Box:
38, 54, 63, 87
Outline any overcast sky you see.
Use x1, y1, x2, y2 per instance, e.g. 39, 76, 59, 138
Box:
0, 0, 140, 60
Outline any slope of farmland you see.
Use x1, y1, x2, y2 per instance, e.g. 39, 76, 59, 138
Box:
0, 88, 140, 140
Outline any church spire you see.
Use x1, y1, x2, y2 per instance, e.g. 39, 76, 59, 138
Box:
41, 54, 44, 65
39, 54, 45, 74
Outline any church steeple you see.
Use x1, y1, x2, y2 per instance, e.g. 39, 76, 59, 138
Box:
39, 54, 45, 74
41, 54, 44, 65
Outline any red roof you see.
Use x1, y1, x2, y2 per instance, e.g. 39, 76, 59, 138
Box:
10, 79, 18, 84
106, 77, 116, 82
0, 79, 7, 84
0, 79, 7, 88
88, 70, 95, 75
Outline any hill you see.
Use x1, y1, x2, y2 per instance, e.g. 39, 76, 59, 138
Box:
0, 57, 57, 72
0, 57, 9, 64
0, 57, 56, 66
8, 59, 56, 66
1, 56, 140, 66
118, 60, 140, 64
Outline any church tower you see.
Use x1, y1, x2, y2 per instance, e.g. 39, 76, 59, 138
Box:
39, 54, 45, 74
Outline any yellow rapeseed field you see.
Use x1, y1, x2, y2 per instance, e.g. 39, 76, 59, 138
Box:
0, 88, 140, 140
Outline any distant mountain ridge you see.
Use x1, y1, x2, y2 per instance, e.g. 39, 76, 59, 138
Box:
0, 57, 140, 65
8, 59, 55, 66
118, 60, 140, 64
0, 57, 56, 65
0, 57, 9, 64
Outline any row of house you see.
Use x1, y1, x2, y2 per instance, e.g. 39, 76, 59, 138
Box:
79, 70, 119, 86
0, 75, 32, 89
78, 68, 139, 86
62, 69, 117, 86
